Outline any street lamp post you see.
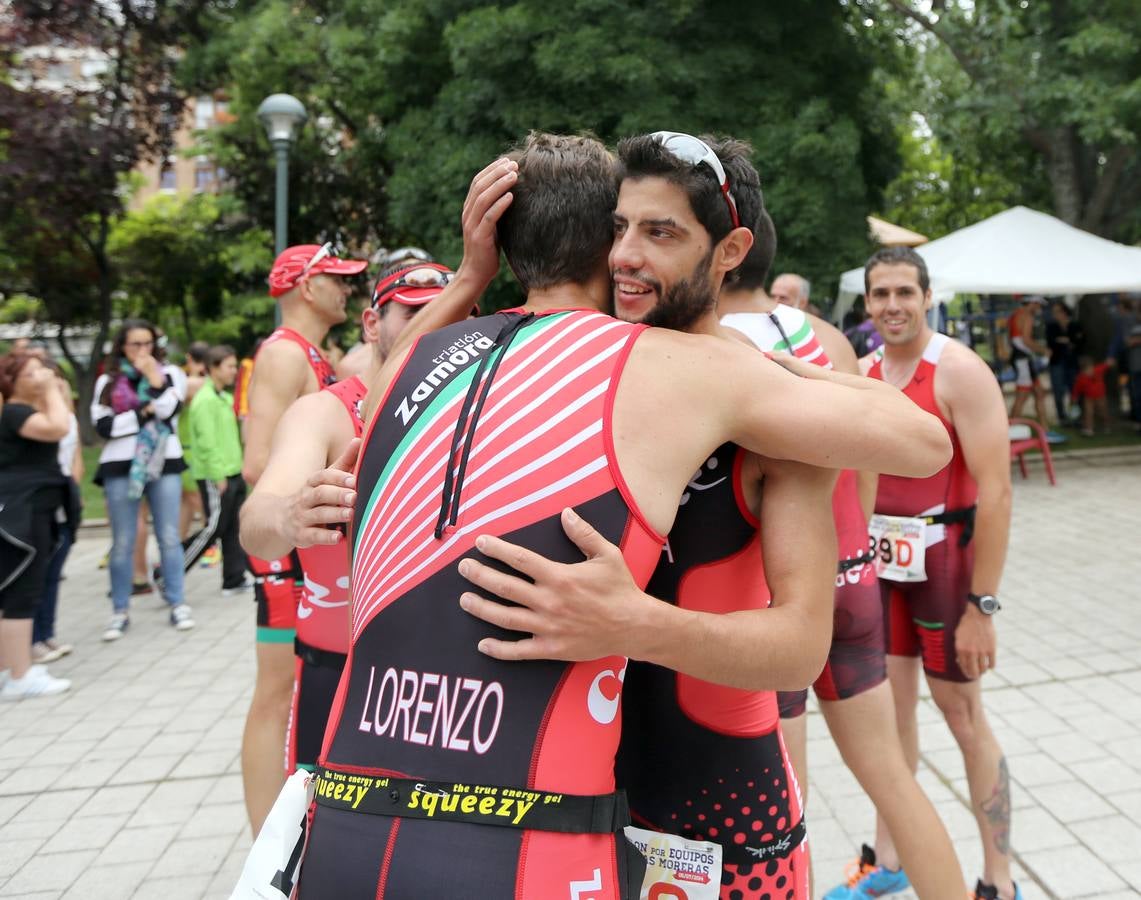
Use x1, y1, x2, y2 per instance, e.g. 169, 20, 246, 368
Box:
257, 93, 308, 324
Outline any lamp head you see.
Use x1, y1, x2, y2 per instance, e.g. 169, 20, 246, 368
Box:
257, 93, 308, 144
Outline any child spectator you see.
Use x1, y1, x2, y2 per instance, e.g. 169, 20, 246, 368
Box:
184, 345, 249, 592
1073, 356, 1115, 436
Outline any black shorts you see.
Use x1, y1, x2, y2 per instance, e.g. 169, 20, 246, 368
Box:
0, 505, 57, 620
286, 642, 347, 774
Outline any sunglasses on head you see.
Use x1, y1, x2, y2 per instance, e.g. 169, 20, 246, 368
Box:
372, 266, 455, 308
650, 131, 741, 230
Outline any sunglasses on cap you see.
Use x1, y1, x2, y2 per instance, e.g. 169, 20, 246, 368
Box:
650, 131, 741, 230
288, 241, 335, 287
371, 265, 455, 308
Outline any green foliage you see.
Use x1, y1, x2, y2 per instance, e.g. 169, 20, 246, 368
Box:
880, 121, 1045, 240
181, 0, 903, 303
107, 192, 274, 354
0, 293, 43, 323
863, 0, 1140, 242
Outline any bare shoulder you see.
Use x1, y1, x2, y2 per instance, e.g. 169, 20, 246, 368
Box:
250, 339, 311, 396
808, 315, 858, 375
936, 338, 1005, 414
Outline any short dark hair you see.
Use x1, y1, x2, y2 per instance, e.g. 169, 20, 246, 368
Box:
497, 132, 618, 292
186, 341, 210, 365
617, 134, 758, 248
734, 208, 777, 290
864, 246, 930, 294
207, 344, 236, 369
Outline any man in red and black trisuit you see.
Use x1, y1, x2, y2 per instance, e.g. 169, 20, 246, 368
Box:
239, 242, 367, 834
856, 247, 1019, 900
291, 137, 950, 898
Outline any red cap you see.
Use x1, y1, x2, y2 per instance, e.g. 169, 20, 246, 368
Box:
371, 263, 456, 309
268, 244, 368, 298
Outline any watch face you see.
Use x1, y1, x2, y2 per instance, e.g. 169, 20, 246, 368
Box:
978, 595, 998, 614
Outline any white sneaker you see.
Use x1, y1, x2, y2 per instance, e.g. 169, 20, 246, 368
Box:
102, 612, 130, 641
31, 641, 64, 663
170, 604, 196, 631
1, 666, 71, 700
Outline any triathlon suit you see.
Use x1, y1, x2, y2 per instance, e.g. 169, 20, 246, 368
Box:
300, 310, 664, 899
247, 327, 338, 644
867, 333, 979, 682
721, 309, 885, 721
286, 376, 367, 775
1008, 307, 1038, 392
615, 440, 809, 900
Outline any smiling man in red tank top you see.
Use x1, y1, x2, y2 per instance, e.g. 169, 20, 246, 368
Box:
852, 247, 1019, 900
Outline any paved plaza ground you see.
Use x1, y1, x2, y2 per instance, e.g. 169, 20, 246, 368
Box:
0, 449, 1138, 899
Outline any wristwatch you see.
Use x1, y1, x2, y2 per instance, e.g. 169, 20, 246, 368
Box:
967, 593, 1001, 615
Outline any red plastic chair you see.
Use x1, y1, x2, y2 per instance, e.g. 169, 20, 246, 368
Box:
1008, 418, 1057, 485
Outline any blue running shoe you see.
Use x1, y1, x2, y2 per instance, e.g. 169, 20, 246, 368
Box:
974, 879, 1022, 900
824, 844, 910, 899
1045, 429, 1067, 444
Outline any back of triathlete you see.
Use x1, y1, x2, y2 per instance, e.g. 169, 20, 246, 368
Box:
615, 437, 811, 899
867, 333, 979, 683
721, 307, 885, 722
287, 375, 366, 774
301, 311, 663, 899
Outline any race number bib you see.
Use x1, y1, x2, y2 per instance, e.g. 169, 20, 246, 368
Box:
624, 826, 722, 900
868, 514, 928, 583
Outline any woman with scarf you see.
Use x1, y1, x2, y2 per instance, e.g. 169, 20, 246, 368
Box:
0, 351, 75, 699
92, 320, 194, 640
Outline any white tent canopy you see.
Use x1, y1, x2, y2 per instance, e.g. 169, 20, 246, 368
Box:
839, 205, 1141, 298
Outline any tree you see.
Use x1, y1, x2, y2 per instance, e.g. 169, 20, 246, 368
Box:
0, 1, 214, 438
867, 0, 1140, 243
879, 119, 1049, 240
108, 192, 274, 348
181, 0, 905, 305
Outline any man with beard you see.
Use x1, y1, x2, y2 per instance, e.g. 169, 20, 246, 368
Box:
456, 133, 960, 899
290, 134, 950, 899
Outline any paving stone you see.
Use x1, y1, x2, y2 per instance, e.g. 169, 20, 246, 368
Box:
0, 838, 46, 878
1035, 780, 1121, 824
95, 825, 178, 866
0, 850, 98, 895
149, 834, 233, 878
1072, 814, 1141, 865
1020, 844, 1126, 895
40, 814, 129, 853
59, 863, 151, 900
